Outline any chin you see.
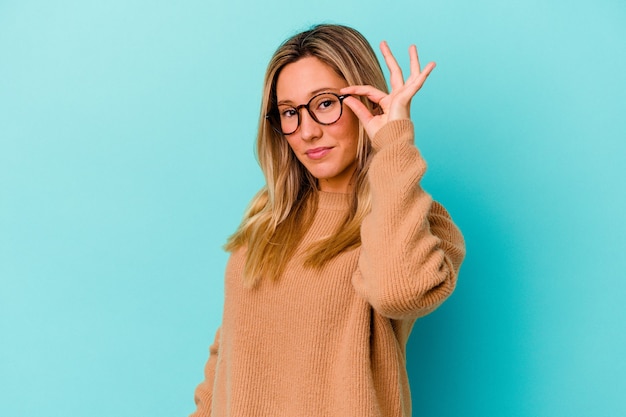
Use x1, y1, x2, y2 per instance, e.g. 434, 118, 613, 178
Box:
310, 170, 339, 181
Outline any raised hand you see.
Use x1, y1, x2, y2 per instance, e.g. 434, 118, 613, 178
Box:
341, 41, 435, 140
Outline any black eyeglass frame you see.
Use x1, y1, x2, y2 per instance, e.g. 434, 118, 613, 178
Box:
265, 92, 351, 135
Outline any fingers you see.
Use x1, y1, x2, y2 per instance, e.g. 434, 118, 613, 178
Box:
380, 41, 404, 91
409, 44, 421, 76
382, 42, 435, 94
341, 43, 436, 127
341, 85, 388, 126
421, 61, 436, 80
342, 95, 375, 126
403, 44, 436, 98
341, 85, 387, 104
403, 60, 436, 97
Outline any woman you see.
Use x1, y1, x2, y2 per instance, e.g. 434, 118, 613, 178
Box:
190, 24, 465, 417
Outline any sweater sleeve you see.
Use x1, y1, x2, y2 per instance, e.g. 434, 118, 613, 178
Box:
352, 119, 466, 320
189, 327, 221, 417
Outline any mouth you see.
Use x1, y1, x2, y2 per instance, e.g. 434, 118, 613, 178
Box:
305, 147, 332, 160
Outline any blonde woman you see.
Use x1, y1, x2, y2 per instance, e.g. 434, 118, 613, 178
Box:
190, 24, 465, 417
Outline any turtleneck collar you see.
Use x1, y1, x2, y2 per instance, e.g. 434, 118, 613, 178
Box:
317, 191, 351, 211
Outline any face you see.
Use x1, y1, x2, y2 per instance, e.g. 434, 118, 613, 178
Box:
275, 57, 360, 193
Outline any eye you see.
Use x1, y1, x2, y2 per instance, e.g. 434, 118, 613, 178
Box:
280, 108, 297, 119
314, 95, 339, 113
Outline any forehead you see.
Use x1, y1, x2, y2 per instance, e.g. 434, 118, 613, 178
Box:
276, 56, 347, 103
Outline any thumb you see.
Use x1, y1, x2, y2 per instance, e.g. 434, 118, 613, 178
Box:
343, 96, 374, 127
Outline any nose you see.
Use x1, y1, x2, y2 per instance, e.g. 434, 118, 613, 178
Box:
298, 108, 322, 141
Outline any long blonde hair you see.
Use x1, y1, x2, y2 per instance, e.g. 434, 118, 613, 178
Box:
225, 24, 388, 286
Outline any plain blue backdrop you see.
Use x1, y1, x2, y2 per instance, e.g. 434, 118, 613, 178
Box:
1, 0, 625, 416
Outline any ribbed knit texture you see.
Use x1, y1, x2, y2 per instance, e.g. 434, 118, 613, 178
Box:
191, 120, 466, 417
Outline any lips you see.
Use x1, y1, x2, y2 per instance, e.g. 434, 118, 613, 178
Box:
305, 147, 332, 160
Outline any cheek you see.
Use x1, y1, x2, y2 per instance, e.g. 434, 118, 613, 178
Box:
285, 137, 306, 160
328, 108, 360, 138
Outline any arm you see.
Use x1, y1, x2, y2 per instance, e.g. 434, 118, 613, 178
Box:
342, 42, 464, 319
352, 120, 465, 319
189, 327, 220, 417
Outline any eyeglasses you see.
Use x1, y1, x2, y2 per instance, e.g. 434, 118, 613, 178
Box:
267, 92, 350, 135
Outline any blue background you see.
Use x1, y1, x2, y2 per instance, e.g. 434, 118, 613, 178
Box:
1, 0, 625, 416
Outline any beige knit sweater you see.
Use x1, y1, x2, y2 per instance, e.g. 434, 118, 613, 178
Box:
190, 120, 465, 417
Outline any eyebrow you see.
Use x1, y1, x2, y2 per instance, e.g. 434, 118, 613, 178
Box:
277, 87, 340, 106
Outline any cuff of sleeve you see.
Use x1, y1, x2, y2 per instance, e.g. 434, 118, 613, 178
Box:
370, 119, 414, 151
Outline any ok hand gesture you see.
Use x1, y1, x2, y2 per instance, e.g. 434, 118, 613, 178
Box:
341, 41, 435, 140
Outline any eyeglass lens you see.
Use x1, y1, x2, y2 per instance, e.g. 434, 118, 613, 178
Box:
277, 93, 344, 135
